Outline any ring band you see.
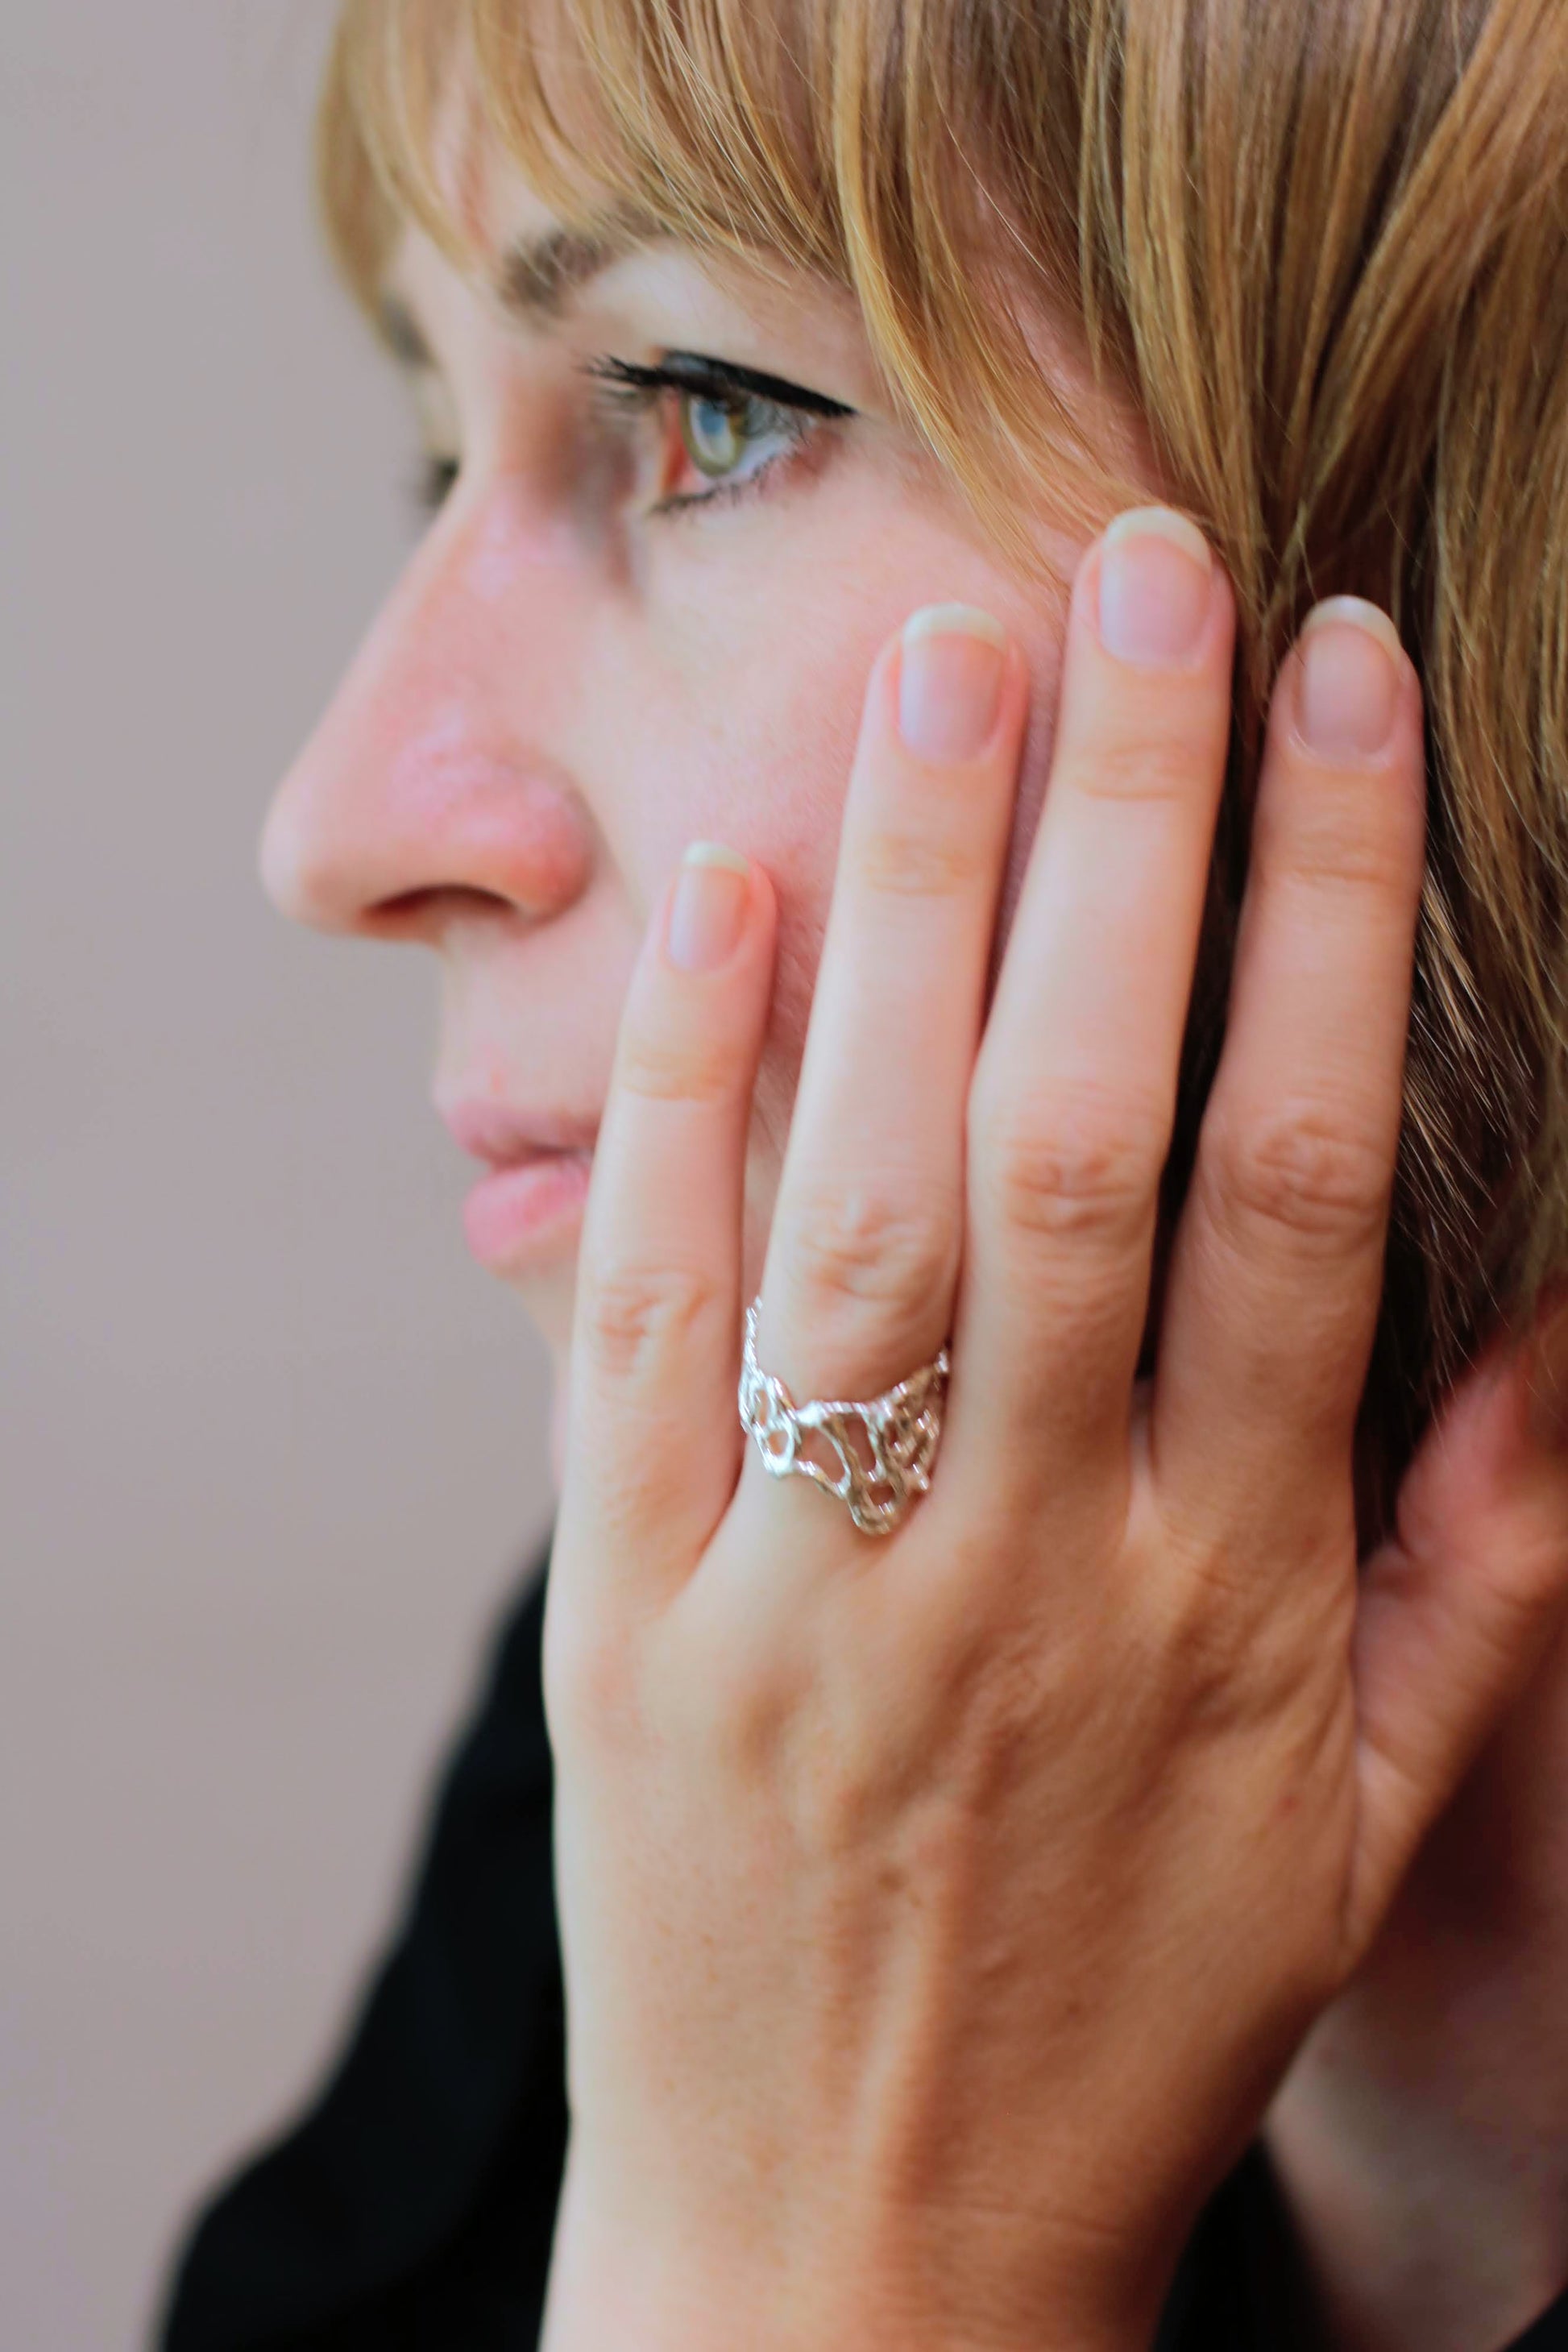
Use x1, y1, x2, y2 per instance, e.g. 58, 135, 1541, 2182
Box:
737, 1299, 950, 1537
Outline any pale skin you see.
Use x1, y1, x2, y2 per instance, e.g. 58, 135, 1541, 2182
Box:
263, 153, 1568, 2352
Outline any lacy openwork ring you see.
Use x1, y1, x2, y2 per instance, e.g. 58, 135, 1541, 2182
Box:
737, 1298, 951, 1537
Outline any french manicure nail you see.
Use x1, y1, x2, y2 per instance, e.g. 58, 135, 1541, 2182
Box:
898, 604, 1006, 761
666, 842, 751, 973
1098, 508, 1213, 666
1297, 598, 1403, 758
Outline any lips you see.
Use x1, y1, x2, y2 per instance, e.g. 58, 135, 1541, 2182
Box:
440, 1101, 599, 1272
442, 1101, 599, 1164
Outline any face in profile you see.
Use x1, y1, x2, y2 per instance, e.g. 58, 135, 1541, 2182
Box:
261, 147, 1102, 1432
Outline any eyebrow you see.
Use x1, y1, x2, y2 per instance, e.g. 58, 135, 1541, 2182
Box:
377, 220, 651, 371
498, 224, 637, 323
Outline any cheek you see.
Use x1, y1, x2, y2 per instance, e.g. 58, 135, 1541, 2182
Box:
600, 504, 1073, 1195
611, 592, 886, 1051
707, 622, 887, 1170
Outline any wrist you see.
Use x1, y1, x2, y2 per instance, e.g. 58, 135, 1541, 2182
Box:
541, 2152, 1159, 2352
544, 2275, 1147, 2352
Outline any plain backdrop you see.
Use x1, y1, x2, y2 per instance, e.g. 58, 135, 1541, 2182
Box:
2, 6, 557, 2344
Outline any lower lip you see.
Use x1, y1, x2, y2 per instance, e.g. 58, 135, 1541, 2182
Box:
463, 1151, 592, 1271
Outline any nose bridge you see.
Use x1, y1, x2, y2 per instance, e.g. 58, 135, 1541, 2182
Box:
260, 495, 595, 935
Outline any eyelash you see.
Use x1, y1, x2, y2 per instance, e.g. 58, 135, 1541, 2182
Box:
409, 353, 851, 521
587, 353, 849, 516
413, 453, 461, 513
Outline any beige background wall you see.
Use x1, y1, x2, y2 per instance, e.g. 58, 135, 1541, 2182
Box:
2, 6, 556, 2344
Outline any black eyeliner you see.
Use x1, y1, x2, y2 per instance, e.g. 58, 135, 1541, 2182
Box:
585, 351, 855, 419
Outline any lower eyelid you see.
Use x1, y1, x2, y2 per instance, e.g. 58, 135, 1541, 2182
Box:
658, 415, 836, 518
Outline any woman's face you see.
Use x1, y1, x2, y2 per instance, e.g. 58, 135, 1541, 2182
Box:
262, 156, 1123, 1461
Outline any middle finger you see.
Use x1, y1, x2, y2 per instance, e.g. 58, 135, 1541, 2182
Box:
962, 509, 1234, 1493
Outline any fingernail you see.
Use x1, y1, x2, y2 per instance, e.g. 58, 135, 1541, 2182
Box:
1528, 1292, 1568, 1452
898, 604, 1006, 761
1297, 599, 1403, 758
666, 842, 751, 973
1098, 508, 1213, 666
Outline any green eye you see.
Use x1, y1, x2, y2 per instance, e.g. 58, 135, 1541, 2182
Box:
584, 351, 852, 512
679, 392, 750, 478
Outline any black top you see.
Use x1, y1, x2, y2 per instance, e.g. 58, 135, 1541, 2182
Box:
158, 1563, 1568, 2352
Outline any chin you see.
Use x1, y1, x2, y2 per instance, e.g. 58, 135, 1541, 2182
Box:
499, 1254, 577, 1340
486, 1261, 574, 1491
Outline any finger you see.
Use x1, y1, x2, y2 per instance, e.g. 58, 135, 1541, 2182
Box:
562, 844, 777, 1591
960, 510, 1234, 1491
1346, 1308, 1568, 1952
1154, 599, 1426, 1535
757, 606, 1027, 1412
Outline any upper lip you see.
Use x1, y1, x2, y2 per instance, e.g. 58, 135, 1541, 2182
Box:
439, 1100, 600, 1168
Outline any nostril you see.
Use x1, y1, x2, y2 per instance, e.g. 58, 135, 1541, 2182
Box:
363, 882, 516, 940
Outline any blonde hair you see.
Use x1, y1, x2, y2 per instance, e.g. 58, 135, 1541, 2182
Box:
318, 0, 1568, 1510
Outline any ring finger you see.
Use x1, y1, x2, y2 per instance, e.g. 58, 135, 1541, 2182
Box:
753, 604, 1028, 1435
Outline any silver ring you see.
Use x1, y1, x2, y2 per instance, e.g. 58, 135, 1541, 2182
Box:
737, 1298, 950, 1537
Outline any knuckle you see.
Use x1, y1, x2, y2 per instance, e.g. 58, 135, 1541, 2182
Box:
580, 1258, 726, 1384
1156, 1566, 1292, 1730
947, 1643, 1056, 1790
1259, 757, 1429, 894
1069, 728, 1213, 809
1203, 1101, 1391, 1249
853, 821, 989, 900
974, 1081, 1166, 1245
782, 1177, 957, 1315
1253, 790, 1417, 897
617, 1026, 740, 1110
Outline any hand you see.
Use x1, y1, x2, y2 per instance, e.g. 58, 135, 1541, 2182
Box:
539, 515, 1568, 2352
1265, 1302, 1568, 2352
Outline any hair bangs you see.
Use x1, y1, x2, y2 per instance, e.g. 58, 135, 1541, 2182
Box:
319, 0, 848, 326
316, 0, 1109, 549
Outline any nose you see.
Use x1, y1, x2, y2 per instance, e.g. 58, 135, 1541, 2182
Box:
261, 499, 595, 943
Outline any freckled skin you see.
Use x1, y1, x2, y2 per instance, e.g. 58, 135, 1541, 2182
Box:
261, 165, 1084, 1420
